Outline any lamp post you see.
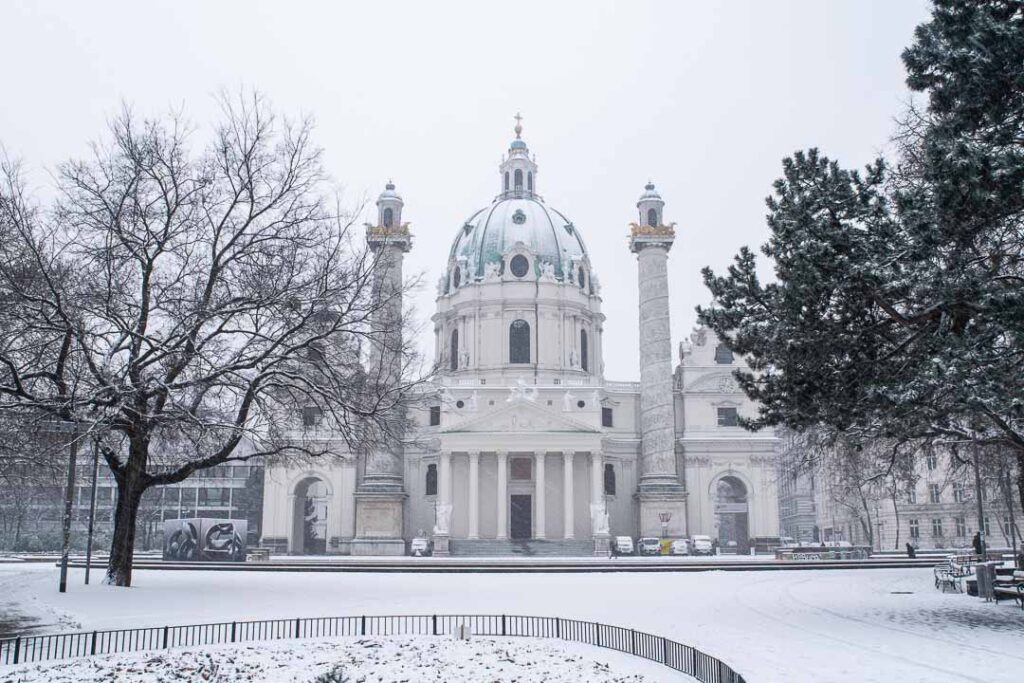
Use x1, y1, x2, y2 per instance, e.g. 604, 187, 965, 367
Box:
84, 439, 100, 585
972, 442, 987, 557
658, 512, 671, 539
58, 422, 79, 594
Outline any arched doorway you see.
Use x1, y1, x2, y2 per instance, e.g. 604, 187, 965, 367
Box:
714, 476, 749, 554
292, 476, 330, 555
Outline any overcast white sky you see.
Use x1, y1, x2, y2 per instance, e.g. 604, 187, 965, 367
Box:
1, 0, 931, 380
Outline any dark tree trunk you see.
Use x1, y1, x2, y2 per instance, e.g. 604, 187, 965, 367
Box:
105, 440, 149, 587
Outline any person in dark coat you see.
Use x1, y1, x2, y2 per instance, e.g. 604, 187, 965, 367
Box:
905, 542, 916, 558
972, 531, 983, 556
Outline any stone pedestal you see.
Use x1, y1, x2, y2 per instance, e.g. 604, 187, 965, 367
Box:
635, 491, 688, 538
431, 534, 450, 557
593, 535, 611, 557
351, 491, 406, 556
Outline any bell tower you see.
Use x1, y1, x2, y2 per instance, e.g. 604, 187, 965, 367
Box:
498, 113, 538, 198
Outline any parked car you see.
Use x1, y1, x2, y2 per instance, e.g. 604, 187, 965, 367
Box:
670, 538, 691, 555
611, 536, 635, 556
409, 536, 433, 557
691, 534, 714, 556
638, 537, 662, 556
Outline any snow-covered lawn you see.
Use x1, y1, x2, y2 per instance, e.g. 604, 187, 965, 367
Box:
1, 563, 1022, 682
0, 636, 679, 682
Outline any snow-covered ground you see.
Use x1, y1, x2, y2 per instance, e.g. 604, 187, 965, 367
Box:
1, 563, 1021, 682
1, 636, 682, 682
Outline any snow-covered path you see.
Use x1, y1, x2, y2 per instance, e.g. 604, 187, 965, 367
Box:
1, 564, 1020, 682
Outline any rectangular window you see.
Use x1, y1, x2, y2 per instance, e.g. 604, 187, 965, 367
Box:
510, 458, 532, 481
931, 518, 943, 538
1004, 517, 1013, 537
429, 406, 441, 426
909, 519, 920, 539
952, 483, 965, 503
929, 483, 941, 504
907, 486, 917, 504
982, 517, 991, 535
955, 517, 966, 537
717, 407, 739, 427
601, 407, 613, 428
926, 454, 937, 470
302, 406, 322, 427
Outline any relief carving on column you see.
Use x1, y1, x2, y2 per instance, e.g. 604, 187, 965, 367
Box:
589, 502, 610, 536
433, 503, 453, 535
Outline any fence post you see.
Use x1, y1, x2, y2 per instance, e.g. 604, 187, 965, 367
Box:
597, 623, 603, 648
360, 615, 366, 636
432, 614, 438, 636
630, 629, 636, 655
12, 636, 20, 665
501, 615, 507, 636
162, 626, 169, 650
662, 636, 668, 665
230, 622, 237, 643
294, 618, 301, 639
556, 618, 561, 639
690, 647, 696, 674
90, 631, 97, 655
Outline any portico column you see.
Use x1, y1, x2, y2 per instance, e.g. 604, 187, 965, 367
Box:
590, 451, 603, 507
439, 450, 452, 508
535, 451, 546, 539
468, 451, 480, 539
496, 450, 508, 539
563, 451, 575, 539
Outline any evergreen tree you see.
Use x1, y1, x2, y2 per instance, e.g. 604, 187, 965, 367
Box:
698, 0, 1024, 511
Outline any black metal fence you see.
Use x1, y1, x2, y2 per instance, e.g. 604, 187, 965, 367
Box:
0, 614, 745, 682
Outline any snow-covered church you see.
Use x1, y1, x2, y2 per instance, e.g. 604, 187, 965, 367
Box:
261, 120, 779, 555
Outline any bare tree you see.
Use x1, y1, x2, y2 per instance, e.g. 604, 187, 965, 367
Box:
0, 93, 422, 586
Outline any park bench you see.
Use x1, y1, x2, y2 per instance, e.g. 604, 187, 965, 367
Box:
935, 557, 974, 593
993, 570, 1024, 610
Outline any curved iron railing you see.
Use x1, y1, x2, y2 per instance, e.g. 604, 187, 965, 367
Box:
0, 613, 745, 682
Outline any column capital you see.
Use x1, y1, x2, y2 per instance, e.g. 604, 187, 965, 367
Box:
496, 449, 508, 459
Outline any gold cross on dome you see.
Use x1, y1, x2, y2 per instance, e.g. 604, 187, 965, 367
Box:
514, 112, 523, 138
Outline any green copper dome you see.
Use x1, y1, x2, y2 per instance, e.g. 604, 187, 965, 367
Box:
449, 195, 588, 280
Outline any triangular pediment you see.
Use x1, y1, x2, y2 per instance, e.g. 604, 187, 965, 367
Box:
441, 399, 601, 434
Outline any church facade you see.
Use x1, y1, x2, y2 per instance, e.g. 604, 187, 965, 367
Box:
261, 121, 779, 555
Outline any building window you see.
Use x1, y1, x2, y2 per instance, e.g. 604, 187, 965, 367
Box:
504, 172, 509, 191
514, 169, 523, 191
527, 171, 533, 192
929, 483, 941, 504
510, 458, 532, 481
428, 406, 440, 426
302, 406, 322, 427
955, 517, 967, 537
952, 483, 964, 502
909, 519, 920, 539
382, 207, 393, 228
1003, 517, 1013, 537
603, 463, 616, 496
647, 207, 657, 227
907, 486, 917, 504
580, 329, 589, 372
717, 407, 739, 427
714, 344, 734, 364
931, 518, 943, 538
509, 254, 529, 278
425, 464, 438, 496
509, 319, 530, 363
450, 329, 459, 371
601, 407, 613, 428
926, 454, 937, 470
452, 267, 461, 289
578, 266, 586, 290
983, 516, 991, 535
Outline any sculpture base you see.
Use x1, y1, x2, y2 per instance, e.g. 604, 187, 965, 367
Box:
593, 535, 611, 557
352, 490, 406, 556
635, 486, 688, 538
432, 534, 450, 557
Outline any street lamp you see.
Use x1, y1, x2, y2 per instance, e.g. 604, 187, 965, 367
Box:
658, 512, 672, 539
57, 421, 80, 594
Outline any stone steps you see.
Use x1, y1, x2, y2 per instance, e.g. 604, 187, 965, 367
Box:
449, 539, 595, 557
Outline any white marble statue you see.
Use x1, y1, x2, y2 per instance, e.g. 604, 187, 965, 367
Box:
433, 503, 453, 536
460, 349, 470, 369
467, 390, 479, 411
483, 262, 501, 281
590, 503, 610, 536
568, 349, 577, 367
562, 390, 574, 412
538, 261, 557, 282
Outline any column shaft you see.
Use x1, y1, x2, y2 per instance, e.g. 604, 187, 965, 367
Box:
563, 451, 575, 539
591, 451, 603, 505
468, 451, 480, 539
439, 450, 452, 506
535, 451, 546, 539
496, 451, 508, 539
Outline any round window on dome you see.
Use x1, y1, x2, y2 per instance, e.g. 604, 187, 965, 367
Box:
509, 254, 530, 278
512, 209, 526, 225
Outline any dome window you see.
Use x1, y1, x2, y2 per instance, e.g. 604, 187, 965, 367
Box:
714, 344, 735, 364
509, 319, 530, 363
647, 208, 658, 227
512, 209, 526, 225
453, 267, 461, 288
578, 267, 586, 290
509, 254, 529, 278
514, 169, 523, 192
580, 329, 589, 372
504, 172, 510, 192
527, 172, 533, 192
383, 208, 394, 228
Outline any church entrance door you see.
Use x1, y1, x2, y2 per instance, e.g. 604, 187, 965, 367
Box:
510, 494, 532, 539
